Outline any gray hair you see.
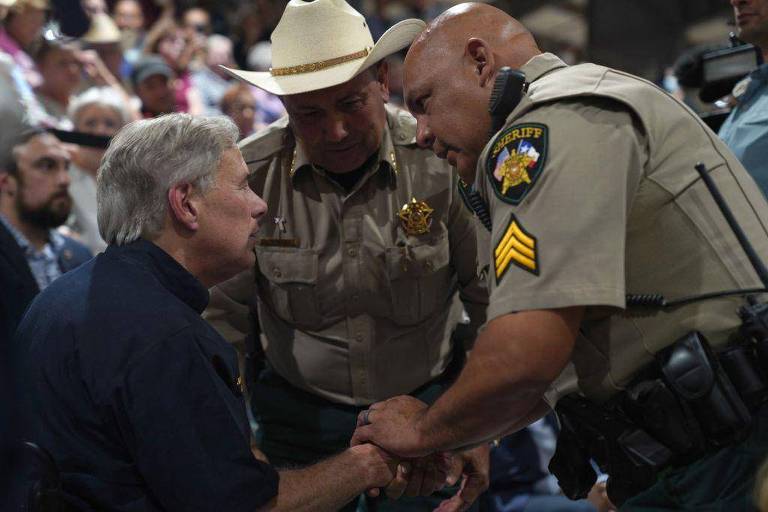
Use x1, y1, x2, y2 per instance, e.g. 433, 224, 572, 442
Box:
68, 86, 132, 127
207, 33, 232, 53
97, 113, 239, 245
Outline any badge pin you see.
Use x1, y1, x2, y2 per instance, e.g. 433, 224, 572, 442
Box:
398, 198, 434, 236
274, 216, 287, 234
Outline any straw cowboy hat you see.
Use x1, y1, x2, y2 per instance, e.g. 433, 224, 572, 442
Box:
223, 0, 425, 96
82, 12, 122, 45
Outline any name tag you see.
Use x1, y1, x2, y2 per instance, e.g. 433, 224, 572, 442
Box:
258, 238, 300, 248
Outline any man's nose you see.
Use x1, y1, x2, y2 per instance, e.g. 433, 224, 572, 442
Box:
250, 191, 267, 220
58, 166, 71, 188
325, 115, 349, 143
415, 118, 435, 149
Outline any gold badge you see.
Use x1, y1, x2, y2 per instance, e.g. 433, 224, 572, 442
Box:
498, 151, 533, 195
398, 198, 433, 236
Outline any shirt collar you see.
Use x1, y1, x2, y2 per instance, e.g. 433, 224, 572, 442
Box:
750, 62, 768, 82
520, 52, 569, 84
106, 239, 210, 314
290, 111, 399, 184
0, 212, 61, 257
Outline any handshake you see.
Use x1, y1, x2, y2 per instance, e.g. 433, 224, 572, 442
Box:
347, 396, 489, 512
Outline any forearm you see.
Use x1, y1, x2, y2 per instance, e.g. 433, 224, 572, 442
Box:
259, 446, 389, 512
416, 308, 581, 452
419, 343, 552, 452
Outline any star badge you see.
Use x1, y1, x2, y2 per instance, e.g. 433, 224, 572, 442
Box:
398, 198, 434, 236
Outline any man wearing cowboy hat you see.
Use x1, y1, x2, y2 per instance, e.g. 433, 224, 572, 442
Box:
206, 0, 490, 509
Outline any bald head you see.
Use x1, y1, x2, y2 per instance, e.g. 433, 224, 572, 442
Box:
408, 3, 539, 71
400, 3, 541, 182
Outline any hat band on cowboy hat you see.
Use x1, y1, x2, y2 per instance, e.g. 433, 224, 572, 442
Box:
270, 48, 369, 77
221, 0, 424, 96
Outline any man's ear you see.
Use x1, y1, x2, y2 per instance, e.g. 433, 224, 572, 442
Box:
0, 171, 17, 197
376, 60, 391, 103
466, 38, 495, 88
167, 182, 200, 232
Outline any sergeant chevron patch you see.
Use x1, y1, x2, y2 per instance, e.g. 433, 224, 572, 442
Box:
494, 215, 539, 281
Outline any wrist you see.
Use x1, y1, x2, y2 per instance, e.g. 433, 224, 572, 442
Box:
348, 444, 389, 489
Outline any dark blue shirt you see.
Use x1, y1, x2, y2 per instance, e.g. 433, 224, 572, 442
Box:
16, 239, 279, 511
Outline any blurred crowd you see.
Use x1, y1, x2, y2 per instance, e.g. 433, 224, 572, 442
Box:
0, 0, 467, 257
2, 0, 767, 511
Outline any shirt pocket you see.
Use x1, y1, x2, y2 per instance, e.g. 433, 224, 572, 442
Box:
385, 230, 453, 326
255, 246, 323, 329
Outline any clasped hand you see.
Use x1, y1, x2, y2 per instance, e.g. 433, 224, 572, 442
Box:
353, 396, 489, 512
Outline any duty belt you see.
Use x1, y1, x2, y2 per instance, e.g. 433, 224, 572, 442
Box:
550, 328, 768, 505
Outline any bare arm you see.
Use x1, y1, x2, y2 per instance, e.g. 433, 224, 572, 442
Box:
352, 307, 582, 456
259, 444, 398, 512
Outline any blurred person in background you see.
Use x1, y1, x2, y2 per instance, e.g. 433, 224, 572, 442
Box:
180, 6, 209, 69
219, 82, 258, 139
1, 1, 29, 502
67, 86, 130, 253
719, 0, 768, 196
229, 2, 270, 70
131, 54, 176, 117
0, 0, 48, 157
192, 33, 235, 116
81, 11, 125, 84
113, 0, 146, 66
0, 0, 47, 88
0, 129, 91, 342
113, 0, 143, 32
33, 38, 82, 128
487, 415, 616, 512
181, 5, 210, 38
244, 41, 285, 124
144, 16, 203, 114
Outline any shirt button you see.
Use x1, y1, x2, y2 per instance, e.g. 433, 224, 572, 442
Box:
348, 247, 358, 257
273, 267, 282, 278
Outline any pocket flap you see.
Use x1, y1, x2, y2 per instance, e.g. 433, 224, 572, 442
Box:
386, 232, 450, 280
256, 247, 318, 284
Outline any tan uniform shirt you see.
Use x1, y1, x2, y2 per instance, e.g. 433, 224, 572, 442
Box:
476, 53, 768, 404
206, 105, 488, 406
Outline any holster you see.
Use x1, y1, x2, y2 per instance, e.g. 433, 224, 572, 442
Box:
550, 330, 762, 506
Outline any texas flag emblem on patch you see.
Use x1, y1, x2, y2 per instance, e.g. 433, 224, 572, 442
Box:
486, 123, 548, 205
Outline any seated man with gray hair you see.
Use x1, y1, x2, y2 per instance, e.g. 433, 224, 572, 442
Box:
15, 114, 401, 511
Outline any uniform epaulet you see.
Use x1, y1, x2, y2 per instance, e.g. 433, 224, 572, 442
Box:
386, 104, 417, 146
239, 116, 292, 164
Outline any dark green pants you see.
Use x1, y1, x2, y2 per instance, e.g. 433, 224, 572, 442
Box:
250, 363, 475, 511
621, 405, 768, 511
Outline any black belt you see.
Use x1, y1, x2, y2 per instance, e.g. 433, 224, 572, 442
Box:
550, 330, 768, 505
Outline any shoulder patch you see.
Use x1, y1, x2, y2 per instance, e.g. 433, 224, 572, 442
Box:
494, 214, 538, 282
485, 123, 548, 205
